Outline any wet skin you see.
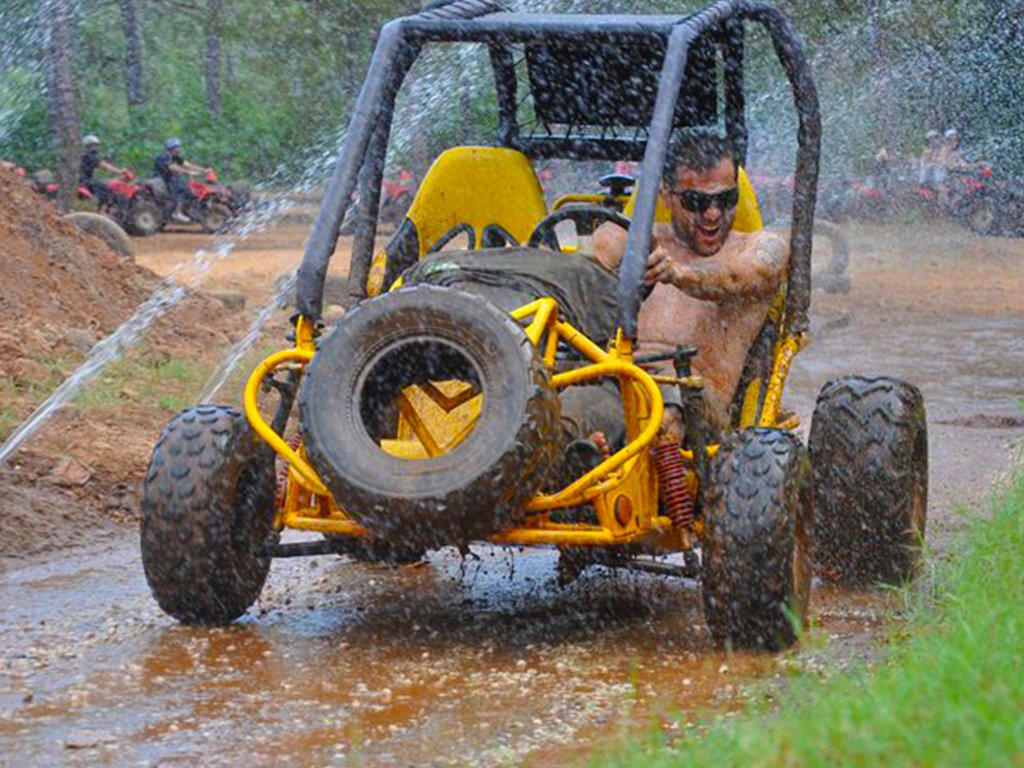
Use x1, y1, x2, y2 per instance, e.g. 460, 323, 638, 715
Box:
595, 156, 787, 426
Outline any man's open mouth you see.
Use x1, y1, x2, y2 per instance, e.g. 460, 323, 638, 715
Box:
697, 223, 721, 241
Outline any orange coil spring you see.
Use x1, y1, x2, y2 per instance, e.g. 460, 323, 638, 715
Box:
275, 434, 303, 507
653, 440, 695, 529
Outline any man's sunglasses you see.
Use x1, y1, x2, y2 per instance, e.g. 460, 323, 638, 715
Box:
670, 187, 740, 214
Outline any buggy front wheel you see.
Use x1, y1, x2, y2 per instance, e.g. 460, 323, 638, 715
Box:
701, 429, 813, 651
141, 405, 277, 624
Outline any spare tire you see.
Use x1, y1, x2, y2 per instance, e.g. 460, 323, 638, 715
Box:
63, 212, 134, 259
299, 285, 560, 548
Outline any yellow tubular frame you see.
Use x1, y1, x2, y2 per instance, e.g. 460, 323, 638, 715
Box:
244, 295, 805, 548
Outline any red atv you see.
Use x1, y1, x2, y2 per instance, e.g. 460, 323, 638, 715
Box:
130, 171, 246, 236
910, 164, 1002, 236
74, 170, 166, 236
29, 169, 60, 199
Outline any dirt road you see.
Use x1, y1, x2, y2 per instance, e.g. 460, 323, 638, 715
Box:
1, 219, 1022, 766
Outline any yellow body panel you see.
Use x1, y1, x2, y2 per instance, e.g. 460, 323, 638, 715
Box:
623, 166, 763, 233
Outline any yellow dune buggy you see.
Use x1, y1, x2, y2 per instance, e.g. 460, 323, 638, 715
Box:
141, 0, 928, 650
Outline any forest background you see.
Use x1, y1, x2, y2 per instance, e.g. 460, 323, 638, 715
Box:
1, 0, 1022, 196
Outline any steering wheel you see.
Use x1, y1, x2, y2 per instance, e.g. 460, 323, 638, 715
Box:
527, 203, 631, 255
528, 203, 655, 302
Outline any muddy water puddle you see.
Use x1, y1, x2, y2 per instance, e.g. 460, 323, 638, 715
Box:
1, 310, 1021, 766
0, 540, 886, 767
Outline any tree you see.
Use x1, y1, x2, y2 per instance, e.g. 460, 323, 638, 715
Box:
40, 0, 79, 210
118, 0, 146, 111
205, 0, 224, 120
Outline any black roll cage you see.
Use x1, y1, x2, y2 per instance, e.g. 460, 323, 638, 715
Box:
295, 0, 820, 337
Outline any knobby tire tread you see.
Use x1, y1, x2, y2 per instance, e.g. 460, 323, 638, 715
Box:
702, 428, 813, 651
141, 405, 277, 624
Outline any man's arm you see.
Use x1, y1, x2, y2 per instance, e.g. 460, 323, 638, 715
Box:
593, 220, 628, 271
646, 232, 787, 302
98, 159, 126, 175
182, 159, 212, 176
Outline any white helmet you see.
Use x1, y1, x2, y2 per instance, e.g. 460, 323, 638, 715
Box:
925, 129, 940, 140
83, 134, 100, 147
944, 128, 959, 139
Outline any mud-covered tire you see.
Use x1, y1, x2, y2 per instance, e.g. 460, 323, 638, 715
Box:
62, 212, 134, 259
702, 429, 813, 651
809, 376, 927, 585
201, 201, 233, 233
141, 405, 277, 624
299, 285, 560, 549
126, 196, 163, 236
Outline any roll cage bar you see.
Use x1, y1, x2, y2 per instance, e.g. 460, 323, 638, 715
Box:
296, 0, 820, 337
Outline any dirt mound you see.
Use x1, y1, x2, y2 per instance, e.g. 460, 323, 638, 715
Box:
0, 168, 245, 560
0, 169, 232, 358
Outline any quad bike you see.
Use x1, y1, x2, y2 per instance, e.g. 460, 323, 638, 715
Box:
29, 168, 59, 199
141, 0, 928, 651
909, 165, 1003, 236
74, 170, 157, 236
130, 170, 246, 235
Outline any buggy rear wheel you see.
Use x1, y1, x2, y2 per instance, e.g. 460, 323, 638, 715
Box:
701, 429, 813, 651
299, 285, 560, 549
809, 376, 927, 585
141, 405, 277, 624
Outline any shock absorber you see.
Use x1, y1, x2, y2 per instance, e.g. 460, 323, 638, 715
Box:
275, 434, 303, 508
653, 439, 695, 529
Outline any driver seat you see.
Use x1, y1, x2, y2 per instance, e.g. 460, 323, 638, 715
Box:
366, 147, 548, 296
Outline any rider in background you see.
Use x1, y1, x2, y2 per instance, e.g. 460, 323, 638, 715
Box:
154, 137, 210, 223
939, 129, 972, 174
80, 135, 128, 209
918, 130, 943, 188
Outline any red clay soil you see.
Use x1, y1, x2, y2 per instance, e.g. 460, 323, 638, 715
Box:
0, 168, 243, 559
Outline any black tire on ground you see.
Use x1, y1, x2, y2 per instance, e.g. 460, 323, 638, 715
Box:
201, 200, 233, 233
126, 195, 164, 236
808, 376, 928, 585
299, 285, 561, 549
62, 212, 134, 259
141, 405, 278, 624
963, 195, 996, 236
702, 428, 813, 651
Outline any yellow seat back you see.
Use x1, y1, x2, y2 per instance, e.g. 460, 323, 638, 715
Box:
367, 147, 548, 296
623, 166, 763, 232
408, 147, 548, 255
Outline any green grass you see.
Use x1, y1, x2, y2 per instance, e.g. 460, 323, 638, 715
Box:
72, 357, 207, 413
599, 464, 1024, 768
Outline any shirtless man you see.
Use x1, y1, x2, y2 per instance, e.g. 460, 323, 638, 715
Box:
561, 132, 786, 454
